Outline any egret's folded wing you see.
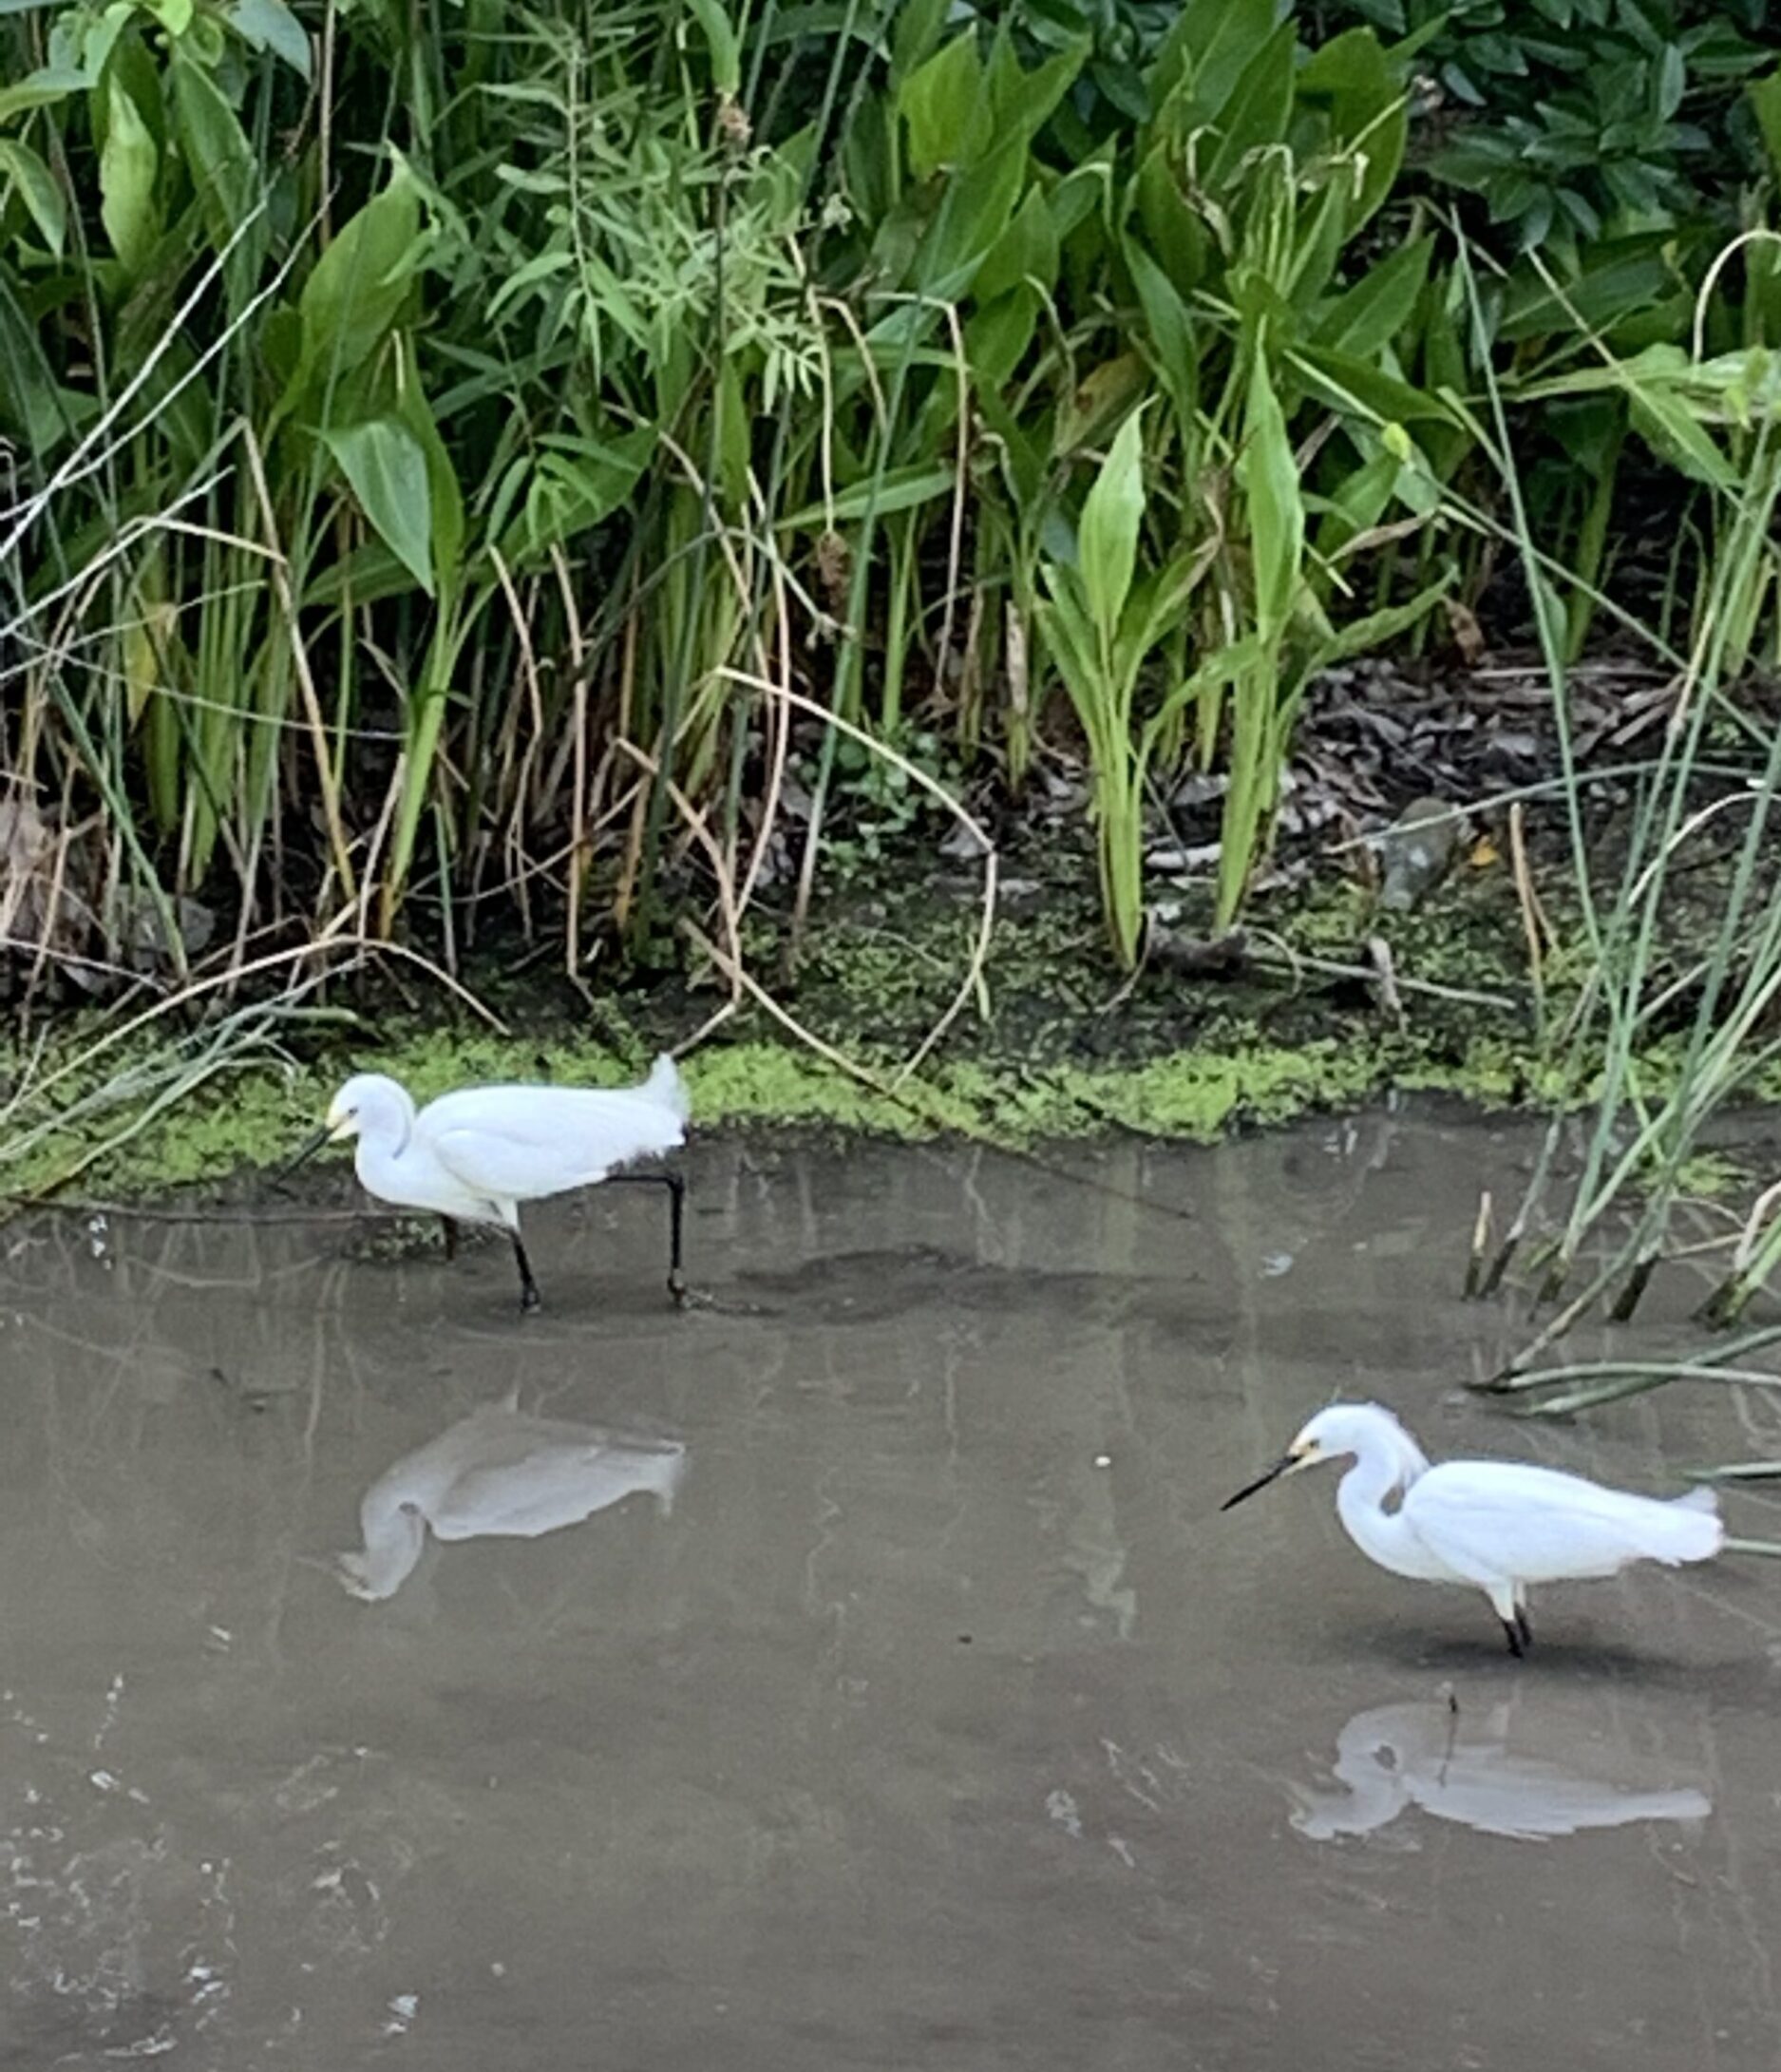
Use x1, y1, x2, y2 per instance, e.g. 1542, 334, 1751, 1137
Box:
1414, 1755, 1710, 1839
1404, 1463, 1715, 1582
431, 1444, 649, 1539
426, 1086, 683, 1200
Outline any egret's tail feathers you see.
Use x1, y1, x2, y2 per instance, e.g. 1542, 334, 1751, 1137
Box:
1653, 1486, 1724, 1564
642, 1053, 691, 1123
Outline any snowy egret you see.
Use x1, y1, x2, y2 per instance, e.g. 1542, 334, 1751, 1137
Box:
338, 1397, 686, 1601
1222, 1401, 1724, 1655
282, 1055, 690, 1311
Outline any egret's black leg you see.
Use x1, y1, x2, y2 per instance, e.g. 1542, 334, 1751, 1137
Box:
1499, 1616, 1525, 1659
1514, 1605, 1533, 1653
663, 1171, 687, 1304
510, 1229, 541, 1313
604, 1170, 689, 1304
441, 1216, 460, 1263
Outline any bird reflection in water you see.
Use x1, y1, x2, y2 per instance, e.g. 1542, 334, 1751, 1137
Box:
338, 1395, 687, 1602
1290, 1699, 1710, 1843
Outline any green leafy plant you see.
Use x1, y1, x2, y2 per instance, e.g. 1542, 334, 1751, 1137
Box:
1323, 0, 1778, 254
1038, 409, 1199, 962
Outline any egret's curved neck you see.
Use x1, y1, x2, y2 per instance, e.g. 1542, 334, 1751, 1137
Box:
355, 1082, 417, 1168
341, 1492, 426, 1601
1334, 1440, 1423, 1573
378, 1088, 416, 1158
1296, 1735, 1408, 1839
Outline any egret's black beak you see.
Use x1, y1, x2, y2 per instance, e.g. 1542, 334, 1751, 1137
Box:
273, 1123, 334, 1190
1221, 1454, 1297, 1511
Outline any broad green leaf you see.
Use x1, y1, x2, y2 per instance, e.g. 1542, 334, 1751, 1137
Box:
1313, 577, 1451, 666
1203, 22, 1296, 190
1297, 28, 1407, 230
485, 242, 573, 320
686, 0, 740, 94
714, 353, 748, 503
917, 128, 1025, 295
0, 76, 82, 124
1291, 344, 1456, 427
1119, 550, 1207, 679
1053, 352, 1147, 456
1124, 234, 1198, 428
78, 7, 131, 83
297, 167, 421, 389
99, 74, 159, 275
890, 0, 948, 86
779, 464, 954, 531
965, 285, 1039, 389
858, 298, 943, 354
975, 382, 1046, 510
577, 245, 651, 351
987, 34, 1088, 148
900, 30, 985, 180
1750, 70, 1781, 178
0, 290, 71, 447
1153, 0, 1279, 127
260, 302, 303, 388
1313, 447, 1397, 560
1657, 44, 1685, 121
975, 185, 1057, 303
1239, 355, 1302, 634
302, 539, 434, 610
226, 0, 311, 78
495, 428, 655, 571
394, 335, 463, 585
170, 49, 263, 312
1049, 157, 1108, 244
322, 416, 434, 594
843, 90, 894, 225
1514, 344, 1751, 486
1544, 395, 1625, 475
1184, 632, 1267, 700
1077, 407, 1146, 643
1498, 235, 1674, 343
1626, 387, 1736, 491
1314, 236, 1430, 358
1035, 576, 1101, 709
0, 138, 66, 254
1132, 141, 1208, 295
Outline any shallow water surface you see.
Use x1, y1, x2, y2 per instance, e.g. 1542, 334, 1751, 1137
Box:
4, 1108, 1780, 2069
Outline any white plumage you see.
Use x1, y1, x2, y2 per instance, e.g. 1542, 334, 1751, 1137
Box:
338, 1397, 686, 1602
306, 1054, 691, 1311
1223, 1401, 1724, 1654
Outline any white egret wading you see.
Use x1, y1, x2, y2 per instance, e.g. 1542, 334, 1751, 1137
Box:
1222, 1401, 1724, 1655
285, 1055, 690, 1311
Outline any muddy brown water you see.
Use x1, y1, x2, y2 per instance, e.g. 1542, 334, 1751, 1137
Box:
5, 1106, 1781, 2070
